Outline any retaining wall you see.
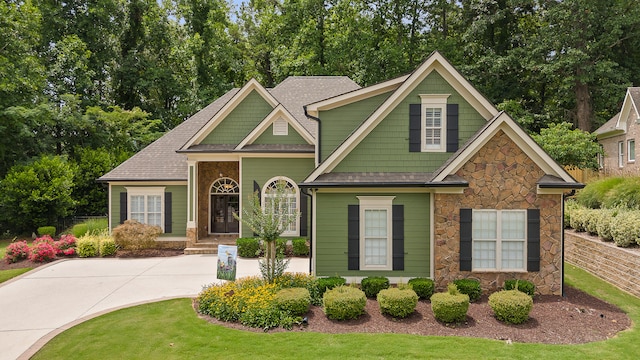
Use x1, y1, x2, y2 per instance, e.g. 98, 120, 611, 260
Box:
565, 230, 640, 298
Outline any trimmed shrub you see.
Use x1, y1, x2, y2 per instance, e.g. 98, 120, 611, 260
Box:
583, 209, 600, 235
569, 206, 589, 232
360, 276, 390, 298
273, 273, 321, 305
595, 208, 618, 241
71, 223, 89, 238
611, 211, 640, 247
323, 285, 367, 320
408, 277, 435, 300
99, 237, 118, 257
29, 241, 56, 262
431, 284, 470, 323
377, 287, 418, 318
275, 287, 311, 316
292, 238, 309, 256
4, 240, 30, 263
504, 279, 535, 297
575, 177, 624, 209
237, 237, 261, 258
37, 226, 56, 237
564, 200, 578, 228
489, 289, 533, 324
76, 236, 99, 257
316, 276, 346, 297
112, 220, 161, 250
453, 278, 482, 302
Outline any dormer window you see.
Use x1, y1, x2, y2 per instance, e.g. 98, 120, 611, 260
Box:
273, 118, 288, 136
420, 94, 450, 152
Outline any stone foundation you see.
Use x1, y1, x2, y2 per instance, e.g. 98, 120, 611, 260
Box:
565, 230, 640, 298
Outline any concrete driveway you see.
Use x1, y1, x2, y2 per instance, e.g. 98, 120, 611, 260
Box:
0, 255, 310, 360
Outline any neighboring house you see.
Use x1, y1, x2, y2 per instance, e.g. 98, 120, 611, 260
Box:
99, 51, 582, 295
594, 87, 640, 175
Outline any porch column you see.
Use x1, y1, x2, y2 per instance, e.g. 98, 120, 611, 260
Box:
186, 160, 197, 247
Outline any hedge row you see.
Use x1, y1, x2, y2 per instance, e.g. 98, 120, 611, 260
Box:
567, 203, 640, 247
236, 237, 310, 258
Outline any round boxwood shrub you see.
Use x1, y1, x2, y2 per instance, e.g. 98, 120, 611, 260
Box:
489, 289, 533, 324
377, 287, 418, 318
323, 285, 366, 320
504, 279, 535, 297
291, 238, 309, 256
37, 226, 56, 237
453, 278, 482, 302
407, 277, 435, 300
236, 237, 261, 258
361, 276, 389, 298
317, 276, 346, 297
275, 287, 311, 316
431, 284, 470, 323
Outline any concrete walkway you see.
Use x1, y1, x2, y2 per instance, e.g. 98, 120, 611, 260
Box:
0, 255, 310, 360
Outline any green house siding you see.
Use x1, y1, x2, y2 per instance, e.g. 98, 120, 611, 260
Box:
333, 71, 487, 173
111, 185, 187, 237
315, 192, 431, 278
320, 92, 391, 162
240, 157, 315, 237
201, 90, 274, 145
253, 124, 308, 145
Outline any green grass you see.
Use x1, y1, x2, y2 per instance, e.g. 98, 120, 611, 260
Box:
32, 265, 640, 359
0, 268, 32, 283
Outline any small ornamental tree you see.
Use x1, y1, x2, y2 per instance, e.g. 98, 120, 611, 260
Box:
531, 122, 603, 170
235, 180, 298, 282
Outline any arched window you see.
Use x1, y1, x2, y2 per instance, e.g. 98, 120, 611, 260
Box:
210, 177, 239, 194
262, 176, 298, 236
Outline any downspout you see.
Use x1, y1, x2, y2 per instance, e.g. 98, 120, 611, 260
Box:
301, 187, 313, 274
562, 189, 576, 297
304, 105, 322, 165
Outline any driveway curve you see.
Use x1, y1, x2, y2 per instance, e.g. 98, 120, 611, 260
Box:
0, 255, 310, 360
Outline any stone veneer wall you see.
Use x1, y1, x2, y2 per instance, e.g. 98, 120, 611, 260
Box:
197, 162, 239, 239
565, 230, 640, 298
434, 130, 563, 295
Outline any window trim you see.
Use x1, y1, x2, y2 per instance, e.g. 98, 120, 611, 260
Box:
628, 139, 635, 163
357, 196, 395, 271
262, 176, 299, 237
125, 187, 165, 232
420, 94, 450, 152
619, 141, 625, 168
471, 209, 527, 272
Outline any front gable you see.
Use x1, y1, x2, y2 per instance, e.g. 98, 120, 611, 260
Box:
235, 105, 314, 149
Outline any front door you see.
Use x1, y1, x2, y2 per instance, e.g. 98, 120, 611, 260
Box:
211, 195, 239, 233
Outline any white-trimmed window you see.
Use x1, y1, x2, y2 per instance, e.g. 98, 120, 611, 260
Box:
358, 196, 394, 270
628, 139, 635, 163
472, 210, 526, 271
619, 141, 625, 167
420, 94, 450, 152
126, 187, 165, 231
262, 177, 298, 236
273, 118, 288, 136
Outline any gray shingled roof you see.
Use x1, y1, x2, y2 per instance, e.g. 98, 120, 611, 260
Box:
99, 76, 359, 181
595, 87, 640, 136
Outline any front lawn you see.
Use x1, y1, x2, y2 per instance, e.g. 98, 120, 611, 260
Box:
0, 238, 34, 283
32, 264, 640, 359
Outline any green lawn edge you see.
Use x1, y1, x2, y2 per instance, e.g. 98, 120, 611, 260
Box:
32, 264, 640, 360
0, 268, 32, 283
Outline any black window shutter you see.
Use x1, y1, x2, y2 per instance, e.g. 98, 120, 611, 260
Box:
409, 104, 421, 152
119, 192, 127, 224
527, 209, 541, 272
164, 192, 172, 233
392, 205, 404, 271
446, 104, 459, 152
253, 180, 261, 205
460, 208, 472, 271
347, 205, 360, 270
299, 195, 308, 237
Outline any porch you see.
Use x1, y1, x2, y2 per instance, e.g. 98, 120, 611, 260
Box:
184, 233, 239, 255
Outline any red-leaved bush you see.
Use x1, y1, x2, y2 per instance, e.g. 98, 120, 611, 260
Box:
29, 241, 57, 263
4, 241, 30, 263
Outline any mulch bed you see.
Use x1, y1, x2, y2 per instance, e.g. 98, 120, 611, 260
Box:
196, 286, 631, 345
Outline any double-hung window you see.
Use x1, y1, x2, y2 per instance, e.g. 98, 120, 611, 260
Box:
420, 94, 450, 152
262, 177, 298, 236
472, 210, 526, 271
358, 196, 394, 270
619, 141, 625, 168
126, 187, 164, 230
628, 139, 635, 163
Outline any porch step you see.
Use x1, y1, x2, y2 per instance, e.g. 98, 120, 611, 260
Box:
183, 235, 238, 255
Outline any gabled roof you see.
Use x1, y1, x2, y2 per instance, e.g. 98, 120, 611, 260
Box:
595, 87, 640, 138
235, 104, 314, 150
430, 111, 581, 187
304, 51, 499, 183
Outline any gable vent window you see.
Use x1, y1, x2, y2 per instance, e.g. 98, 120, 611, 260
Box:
273, 118, 288, 136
